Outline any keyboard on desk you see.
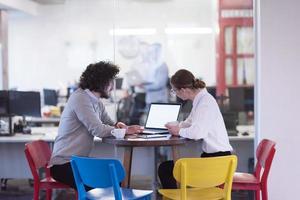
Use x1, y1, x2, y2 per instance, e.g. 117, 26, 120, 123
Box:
227, 130, 238, 136
31, 132, 46, 136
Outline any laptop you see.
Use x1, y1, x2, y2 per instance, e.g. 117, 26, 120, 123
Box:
142, 103, 181, 135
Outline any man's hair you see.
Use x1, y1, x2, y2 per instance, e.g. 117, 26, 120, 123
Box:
79, 61, 119, 96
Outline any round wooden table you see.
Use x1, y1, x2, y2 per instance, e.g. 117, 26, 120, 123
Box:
102, 135, 187, 188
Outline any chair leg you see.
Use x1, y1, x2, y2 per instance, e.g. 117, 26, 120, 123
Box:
75, 190, 78, 200
1, 178, 8, 190
46, 189, 52, 200
33, 185, 40, 200
261, 184, 268, 200
255, 190, 260, 200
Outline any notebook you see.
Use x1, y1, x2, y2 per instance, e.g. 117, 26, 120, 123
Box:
142, 103, 181, 135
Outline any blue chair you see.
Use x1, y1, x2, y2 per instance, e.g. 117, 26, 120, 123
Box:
71, 156, 152, 200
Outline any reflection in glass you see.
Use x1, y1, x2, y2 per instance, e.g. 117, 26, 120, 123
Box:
225, 27, 233, 55
237, 27, 254, 54
225, 58, 233, 85
113, 0, 217, 86
237, 58, 255, 85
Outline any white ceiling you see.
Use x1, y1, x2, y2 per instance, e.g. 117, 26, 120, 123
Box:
0, 0, 38, 15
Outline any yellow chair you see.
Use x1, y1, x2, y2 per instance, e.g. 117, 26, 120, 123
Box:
159, 155, 237, 200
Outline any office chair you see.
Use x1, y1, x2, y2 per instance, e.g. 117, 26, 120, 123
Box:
159, 155, 237, 200
232, 139, 276, 200
24, 140, 77, 200
117, 93, 146, 125
71, 156, 152, 200
117, 96, 135, 125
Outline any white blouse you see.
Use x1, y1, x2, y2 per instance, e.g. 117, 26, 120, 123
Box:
179, 88, 233, 153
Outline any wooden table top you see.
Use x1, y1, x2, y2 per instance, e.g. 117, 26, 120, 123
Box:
102, 135, 188, 147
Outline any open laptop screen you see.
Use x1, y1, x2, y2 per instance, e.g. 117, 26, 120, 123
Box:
145, 103, 181, 129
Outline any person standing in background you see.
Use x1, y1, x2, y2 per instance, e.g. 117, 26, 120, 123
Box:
142, 43, 169, 107
122, 42, 169, 124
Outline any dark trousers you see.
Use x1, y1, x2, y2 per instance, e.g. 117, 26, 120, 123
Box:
50, 162, 93, 191
50, 162, 77, 189
158, 151, 232, 189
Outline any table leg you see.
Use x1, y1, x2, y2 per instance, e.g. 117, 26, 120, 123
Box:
121, 146, 133, 188
172, 146, 180, 162
171, 146, 180, 189
153, 147, 159, 199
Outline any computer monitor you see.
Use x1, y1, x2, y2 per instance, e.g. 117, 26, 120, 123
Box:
115, 78, 123, 90
206, 86, 216, 99
244, 87, 254, 111
9, 91, 41, 117
228, 86, 254, 112
43, 89, 58, 106
0, 91, 9, 115
222, 111, 238, 136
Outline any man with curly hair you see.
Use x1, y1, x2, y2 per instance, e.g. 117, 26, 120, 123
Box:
49, 61, 143, 189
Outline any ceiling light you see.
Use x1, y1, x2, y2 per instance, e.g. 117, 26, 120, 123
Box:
109, 28, 157, 36
165, 27, 213, 35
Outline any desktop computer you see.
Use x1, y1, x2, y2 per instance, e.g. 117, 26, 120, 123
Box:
228, 86, 254, 126
228, 86, 254, 112
0, 90, 42, 135
9, 91, 41, 118
43, 89, 58, 106
222, 111, 239, 136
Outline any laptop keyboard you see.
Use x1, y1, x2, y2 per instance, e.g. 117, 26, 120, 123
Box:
142, 129, 169, 135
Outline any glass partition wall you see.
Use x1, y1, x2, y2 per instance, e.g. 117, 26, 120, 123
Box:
112, 0, 254, 127
8, 0, 254, 126
6, 0, 255, 196
112, 0, 218, 124
8, 0, 254, 125
110, 1, 255, 194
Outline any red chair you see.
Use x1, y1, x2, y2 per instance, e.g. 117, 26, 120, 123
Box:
233, 139, 276, 200
24, 140, 77, 200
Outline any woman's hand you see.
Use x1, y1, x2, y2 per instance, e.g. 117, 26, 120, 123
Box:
126, 125, 144, 135
165, 124, 180, 136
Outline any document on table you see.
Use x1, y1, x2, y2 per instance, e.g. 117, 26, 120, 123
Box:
127, 134, 171, 140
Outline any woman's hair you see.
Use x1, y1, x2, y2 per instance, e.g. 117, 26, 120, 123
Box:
170, 69, 206, 90
79, 61, 119, 95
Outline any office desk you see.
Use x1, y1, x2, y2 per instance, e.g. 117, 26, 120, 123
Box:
26, 117, 60, 126
0, 128, 58, 179
229, 125, 255, 172
102, 136, 187, 188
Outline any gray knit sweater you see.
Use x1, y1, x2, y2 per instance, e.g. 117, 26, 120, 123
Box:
49, 88, 115, 166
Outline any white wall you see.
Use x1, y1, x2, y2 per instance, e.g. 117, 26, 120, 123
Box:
257, 0, 300, 198
0, 49, 2, 89
8, 0, 217, 90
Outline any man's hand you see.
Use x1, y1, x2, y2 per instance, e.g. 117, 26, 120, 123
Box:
126, 125, 144, 135
165, 124, 180, 136
115, 122, 127, 129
